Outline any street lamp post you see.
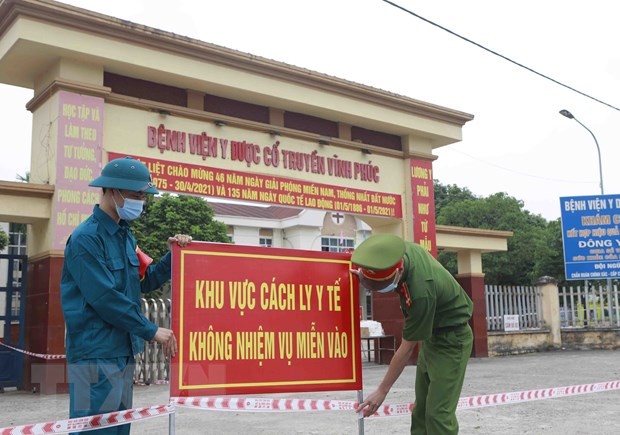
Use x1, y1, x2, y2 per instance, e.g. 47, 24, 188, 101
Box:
559, 109, 610, 301
559, 110, 604, 194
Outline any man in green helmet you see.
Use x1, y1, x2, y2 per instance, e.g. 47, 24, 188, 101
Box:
352, 233, 473, 434
60, 156, 192, 434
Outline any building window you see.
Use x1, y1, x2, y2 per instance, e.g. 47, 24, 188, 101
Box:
321, 237, 354, 253
259, 228, 273, 247
226, 225, 234, 243
8, 223, 26, 256
11, 292, 20, 317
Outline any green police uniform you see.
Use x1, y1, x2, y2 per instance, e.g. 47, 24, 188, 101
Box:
352, 234, 473, 435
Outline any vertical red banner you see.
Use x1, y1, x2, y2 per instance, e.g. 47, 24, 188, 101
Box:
170, 242, 362, 397
410, 159, 437, 257
53, 91, 104, 249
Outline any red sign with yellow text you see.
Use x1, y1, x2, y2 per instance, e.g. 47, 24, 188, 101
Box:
108, 152, 402, 219
170, 242, 362, 397
410, 159, 437, 257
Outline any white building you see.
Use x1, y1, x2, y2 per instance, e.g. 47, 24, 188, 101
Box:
208, 201, 372, 253
208, 200, 375, 317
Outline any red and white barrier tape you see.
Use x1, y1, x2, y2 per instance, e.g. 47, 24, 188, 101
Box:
371, 379, 620, 417
0, 404, 173, 435
172, 397, 357, 412
0, 343, 171, 385
172, 379, 620, 418
0, 342, 65, 360
2, 379, 619, 433
456, 379, 620, 411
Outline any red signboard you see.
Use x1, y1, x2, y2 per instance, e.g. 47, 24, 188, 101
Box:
53, 91, 104, 249
108, 152, 402, 218
170, 242, 362, 397
410, 159, 437, 257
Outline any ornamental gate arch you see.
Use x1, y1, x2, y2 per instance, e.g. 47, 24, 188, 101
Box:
0, 0, 510, 392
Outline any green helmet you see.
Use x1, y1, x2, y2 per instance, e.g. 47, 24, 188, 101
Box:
89, 156, 159, 194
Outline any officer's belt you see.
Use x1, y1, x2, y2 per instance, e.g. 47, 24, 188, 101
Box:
432, 322, 468, 335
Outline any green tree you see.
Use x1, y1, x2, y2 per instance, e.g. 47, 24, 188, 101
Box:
433, 181, 477, 216
433, 181, 480, 276
129, 194, 230, 297
532, 218, 566, 284
16, 171, 30, 182
0, 230, 8, 251
435, 189, 551, 285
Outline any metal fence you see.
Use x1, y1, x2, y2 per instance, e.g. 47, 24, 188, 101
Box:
485, 285, 542, 331
135, 298, 171, 385
559, 283, 620, 328
136, 283, 620, 380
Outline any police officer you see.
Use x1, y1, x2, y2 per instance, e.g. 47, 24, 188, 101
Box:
60, 156, 192, 434
352, 234, 473, 434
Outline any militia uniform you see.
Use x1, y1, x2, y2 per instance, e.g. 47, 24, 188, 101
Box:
352, 234, 473, 434
61, 157, 170, 435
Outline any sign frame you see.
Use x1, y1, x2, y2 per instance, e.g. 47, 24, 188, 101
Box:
560, 194, 620, 280
170, 242, 362, 397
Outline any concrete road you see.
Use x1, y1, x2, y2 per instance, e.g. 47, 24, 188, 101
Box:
2, 349, 619, 434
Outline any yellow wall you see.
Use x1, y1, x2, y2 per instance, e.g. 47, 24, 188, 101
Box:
0, 1, 511, 271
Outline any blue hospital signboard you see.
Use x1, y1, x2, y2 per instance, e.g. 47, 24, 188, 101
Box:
560, 195, 620, 280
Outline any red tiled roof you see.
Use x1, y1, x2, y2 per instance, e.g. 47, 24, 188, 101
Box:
207, 201, 303, 219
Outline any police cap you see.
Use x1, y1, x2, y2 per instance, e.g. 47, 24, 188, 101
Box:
351, 234, 405, 278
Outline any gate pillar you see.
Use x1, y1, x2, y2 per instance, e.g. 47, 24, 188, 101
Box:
455, 249, 488, 357
24, 253, 67, 394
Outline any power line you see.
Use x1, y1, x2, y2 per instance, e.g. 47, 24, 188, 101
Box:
439, 147, 597, 185
382, 0, 620, 113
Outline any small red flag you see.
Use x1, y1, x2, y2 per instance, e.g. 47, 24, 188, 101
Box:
136, 246, 153, 280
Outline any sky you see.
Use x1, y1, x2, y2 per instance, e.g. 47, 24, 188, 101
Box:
2, 0, 619, 221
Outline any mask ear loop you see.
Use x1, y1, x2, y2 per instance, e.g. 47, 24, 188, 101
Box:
392, 266, 404, 287
111, 189, 124, 208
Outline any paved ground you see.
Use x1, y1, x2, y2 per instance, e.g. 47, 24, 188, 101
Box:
2, 349, 620, 434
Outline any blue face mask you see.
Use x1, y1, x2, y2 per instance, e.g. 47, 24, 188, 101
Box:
376, 282, 398, 293
115, 191, 144, 221
375, 269, 403, 293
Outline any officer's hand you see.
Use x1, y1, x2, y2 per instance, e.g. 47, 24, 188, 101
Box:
167, 234, 193, 251
357, 389, 388, 418
153, 327, 177, 357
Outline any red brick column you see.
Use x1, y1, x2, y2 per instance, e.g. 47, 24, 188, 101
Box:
24, 255, 68, 394
371, 292, 419, 364
456, 273, 488, 357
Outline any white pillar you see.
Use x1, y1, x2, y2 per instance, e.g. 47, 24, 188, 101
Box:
537, 276, 561, 348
